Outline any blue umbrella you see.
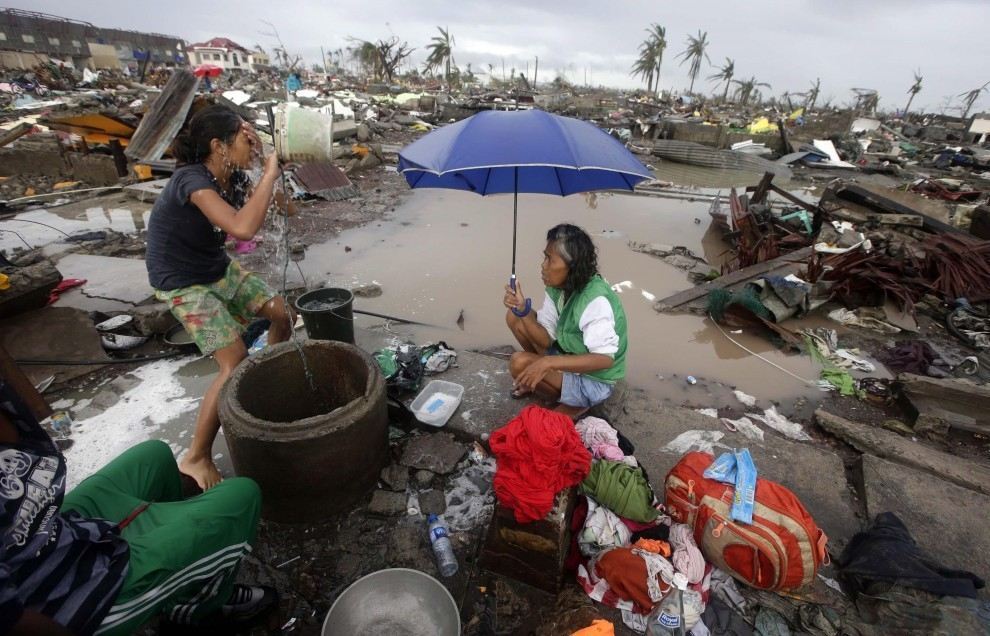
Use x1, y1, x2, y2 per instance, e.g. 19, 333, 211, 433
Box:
398, 109, 652, 310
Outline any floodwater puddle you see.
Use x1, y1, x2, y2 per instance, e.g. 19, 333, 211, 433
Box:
0, 194, 150, 254
296, 188, 835, 405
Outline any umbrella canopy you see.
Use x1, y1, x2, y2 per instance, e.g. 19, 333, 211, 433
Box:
398, 109, 652, 195
193, 64, 224, 78
398, 110, 652, 296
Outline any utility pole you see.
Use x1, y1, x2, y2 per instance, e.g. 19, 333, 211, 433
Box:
320, 46, 328, 75
533, 56, 539, 88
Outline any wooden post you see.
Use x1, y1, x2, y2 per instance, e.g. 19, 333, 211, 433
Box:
0, 344, 52, 421
109, 139, 128, 178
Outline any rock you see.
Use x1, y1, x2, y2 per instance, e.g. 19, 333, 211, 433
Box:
379, 464, 409, 491
368, 490, 407, 516
350, 283, 383, 298
359, 153, 381, 169
356, 123, 371, 142
418, 489, 446, 516
400, 432, 467, 475
414, 470, 435, 487
130, 304, 178, 335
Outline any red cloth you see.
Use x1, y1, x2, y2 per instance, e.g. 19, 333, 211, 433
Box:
47, 278, 86, 304
490, 405, 591, 523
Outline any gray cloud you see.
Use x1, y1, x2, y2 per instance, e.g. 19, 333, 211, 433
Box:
18, 0, 990, 113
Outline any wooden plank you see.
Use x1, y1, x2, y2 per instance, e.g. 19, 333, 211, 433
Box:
0, 123, 33, 148
654, 245, 814, 312
829, 182, 965, 236
898, 373, 990, 436
815, 409, 990, 496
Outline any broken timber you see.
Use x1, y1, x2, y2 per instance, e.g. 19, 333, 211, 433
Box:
654, 245, 814, 314
0, 123, 34, 148
125, 69, 199, 163
815, 409, 990, 497
897, 373, 990, 436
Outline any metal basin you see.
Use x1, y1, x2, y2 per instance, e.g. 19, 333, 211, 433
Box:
322, 568, 460, 636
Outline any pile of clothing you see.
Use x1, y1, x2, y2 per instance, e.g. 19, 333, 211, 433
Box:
565, 415, 716, 633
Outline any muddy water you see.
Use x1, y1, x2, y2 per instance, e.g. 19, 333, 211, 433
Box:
300, 189, 828, 405
0, 195, 151, 254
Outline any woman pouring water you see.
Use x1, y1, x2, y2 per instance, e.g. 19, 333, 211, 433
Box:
503, 224, 628, 418
146, 105, 294, 490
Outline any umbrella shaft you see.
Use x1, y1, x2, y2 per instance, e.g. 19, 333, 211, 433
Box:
512, 167, 518, 277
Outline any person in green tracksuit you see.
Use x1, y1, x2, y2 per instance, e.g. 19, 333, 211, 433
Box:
503, 223, 628, 418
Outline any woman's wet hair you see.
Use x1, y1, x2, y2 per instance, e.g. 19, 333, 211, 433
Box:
546, 223, 598, 295
172, 105, 242, 164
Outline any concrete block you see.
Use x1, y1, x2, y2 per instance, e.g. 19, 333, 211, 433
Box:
862, 455, 990, 583
399, 432, 467, 475
55, 254, 152, 305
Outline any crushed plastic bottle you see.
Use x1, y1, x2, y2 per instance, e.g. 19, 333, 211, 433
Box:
427, 514, 458, 577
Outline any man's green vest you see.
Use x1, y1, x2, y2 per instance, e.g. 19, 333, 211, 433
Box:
545, 275, 627, 384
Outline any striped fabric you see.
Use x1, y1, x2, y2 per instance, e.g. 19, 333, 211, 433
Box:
0, 381, 129, 635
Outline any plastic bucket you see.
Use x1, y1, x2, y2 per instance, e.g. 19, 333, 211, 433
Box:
274, 104, 333, 163
294, 287, 354, 344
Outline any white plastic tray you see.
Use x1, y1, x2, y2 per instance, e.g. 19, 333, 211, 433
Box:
410, 380, 465, 427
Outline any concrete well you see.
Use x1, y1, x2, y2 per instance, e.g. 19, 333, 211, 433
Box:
219, 340, 388, 523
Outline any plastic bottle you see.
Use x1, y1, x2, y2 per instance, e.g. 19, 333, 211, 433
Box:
646, 572, 688, 635
427, 514, 458, 577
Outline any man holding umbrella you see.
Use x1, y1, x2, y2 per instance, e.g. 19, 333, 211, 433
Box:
503, 223, 627, 417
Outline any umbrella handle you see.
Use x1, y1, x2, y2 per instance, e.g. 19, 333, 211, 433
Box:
509, 275, 532, 317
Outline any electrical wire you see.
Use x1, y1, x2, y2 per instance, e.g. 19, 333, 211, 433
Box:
15, 351, 190, 366
708, 314, 817, 386
2, 217, 73, 238
0, 228, 33, 251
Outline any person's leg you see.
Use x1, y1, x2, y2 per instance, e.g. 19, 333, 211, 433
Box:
509, 351, 564, 399
505, 311, 542, 353
181, 338, 246, 491
62, 439, 182, 521
257, 295, 294, 344
95, 477, 263, 635
227, 262, 293, 344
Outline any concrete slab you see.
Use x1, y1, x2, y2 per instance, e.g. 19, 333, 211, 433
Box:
55, 254, 152, 305
615, 388, 862, 553
0, 306, 111, 385
862, 455, 990, 583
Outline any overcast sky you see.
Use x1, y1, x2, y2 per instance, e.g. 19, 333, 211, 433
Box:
18, 0, 990, 114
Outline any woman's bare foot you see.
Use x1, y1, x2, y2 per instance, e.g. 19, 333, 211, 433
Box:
180, 453, 222, 491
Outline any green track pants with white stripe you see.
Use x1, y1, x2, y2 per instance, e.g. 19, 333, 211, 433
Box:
60, 440, 261, 635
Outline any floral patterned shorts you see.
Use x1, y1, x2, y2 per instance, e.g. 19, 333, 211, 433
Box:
155, 260, 274, 354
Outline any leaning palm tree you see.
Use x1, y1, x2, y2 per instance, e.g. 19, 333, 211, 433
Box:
904, 70, 923, 116
732, 76, 771, 106
630, 23, 666, 97
959, 81, 990, 119
424, 26, 455, 88
707, 57, 734, 101
676, 30, 711, 94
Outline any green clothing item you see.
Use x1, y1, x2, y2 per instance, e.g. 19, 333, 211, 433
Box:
61, 440, 260, 635
579, 460, 659, 523
546, 275, 628, 384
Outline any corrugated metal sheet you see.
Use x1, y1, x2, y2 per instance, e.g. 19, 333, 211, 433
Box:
652, 139, 792, 178
292, 163, 359, 201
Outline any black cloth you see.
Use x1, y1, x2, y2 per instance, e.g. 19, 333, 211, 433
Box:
146, 164, 249, 291
630, 523, 670, 543
0, 380, 129, 634
878, 341, 936, 375
837, 512, 985, 599
700, 597, 753, 636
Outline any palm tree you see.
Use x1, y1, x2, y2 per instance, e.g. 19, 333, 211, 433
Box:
630, 23, 666, 97
707, 57, 734, 101
806, 78, 821, 112
347, 39, 380, 78
424, 26, 455, 89
904, 70, 923, 116
732, 76, 771, 106
676, 30, 711, 94
959, 81, 989, 119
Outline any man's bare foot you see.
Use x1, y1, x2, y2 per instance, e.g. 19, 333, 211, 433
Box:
180, 454, 222, 491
